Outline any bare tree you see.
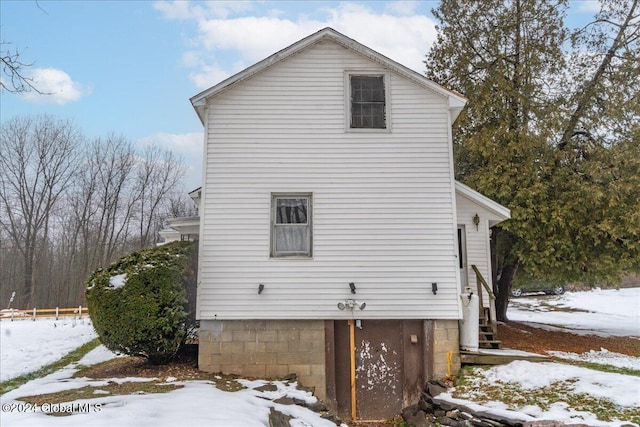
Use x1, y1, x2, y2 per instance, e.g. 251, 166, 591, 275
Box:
1, 1, 51, 94
50, 134, 136, 305
0, 41, 43, 94
0, 116, 189, 308
69, 135, 138, 273
166, 192, 199, 218
134, 145, 186, 249
0, 115, 81, 307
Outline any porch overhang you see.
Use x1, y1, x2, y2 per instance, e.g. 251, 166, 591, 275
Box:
159, 216, 200, 244
455, 181, 511, 226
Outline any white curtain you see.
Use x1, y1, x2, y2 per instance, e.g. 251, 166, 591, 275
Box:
274, 198, 309, 254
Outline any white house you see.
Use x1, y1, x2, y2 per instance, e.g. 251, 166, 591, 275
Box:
158, 188, 201, 244
173, 28, 510, 421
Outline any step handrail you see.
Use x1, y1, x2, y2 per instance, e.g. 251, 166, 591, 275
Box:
471, 265, 497, 335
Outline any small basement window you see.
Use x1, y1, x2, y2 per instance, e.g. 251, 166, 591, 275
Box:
271, 194, 312, 258
350, 75, 386, 129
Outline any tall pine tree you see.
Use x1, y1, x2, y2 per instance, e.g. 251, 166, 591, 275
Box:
426, 0, 639, 320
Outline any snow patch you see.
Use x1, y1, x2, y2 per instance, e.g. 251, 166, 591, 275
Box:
508, 288, 640, 337
548, 348, 640, 370
479, 360, 640, 408
109, 273, 127, 289
0, 318, 96, 381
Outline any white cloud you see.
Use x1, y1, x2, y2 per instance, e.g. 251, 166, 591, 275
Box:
180, 51, 203, 68
179, 51, 243, 89
189, 63, 235, 90
384, 1, 420, 16
153, 0, 196, 20
154, 0, 254, 20
156, 1, 437, 89
324, 3, 437, 72
200, 1, 255, 19
20, 68, 89, 105
138, 132, 203, 158
197, 16, 320, 62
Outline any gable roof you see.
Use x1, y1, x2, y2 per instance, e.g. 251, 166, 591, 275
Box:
190, 27, 467, 124
455, 181, 511, 225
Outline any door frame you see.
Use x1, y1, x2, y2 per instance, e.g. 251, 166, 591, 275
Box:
457, 225, 468, 289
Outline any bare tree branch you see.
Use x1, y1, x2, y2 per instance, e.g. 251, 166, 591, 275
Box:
559, 0, 639, 149
0, 42, 48, 94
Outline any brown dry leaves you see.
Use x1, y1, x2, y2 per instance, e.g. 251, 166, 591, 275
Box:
498, 321, 640, 356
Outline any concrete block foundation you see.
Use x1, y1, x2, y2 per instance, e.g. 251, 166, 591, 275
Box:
198, 318, 461, 407
199, 319, 327, 400
432, 319, 461, 378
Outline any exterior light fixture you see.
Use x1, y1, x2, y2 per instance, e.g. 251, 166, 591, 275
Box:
349, 282, 356, 294
258, 284, 264, 294
432, 282, 438, 295
337, 299, 366, 310
473, 213, 480, 231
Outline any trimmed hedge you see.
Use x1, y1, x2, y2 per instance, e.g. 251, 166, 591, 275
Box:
86, 241, 197, 364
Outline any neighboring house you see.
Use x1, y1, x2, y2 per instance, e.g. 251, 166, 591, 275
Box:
170, 28, 510, 421
158, 188, 201, 243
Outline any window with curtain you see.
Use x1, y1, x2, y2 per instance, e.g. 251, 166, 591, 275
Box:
271, 194, 312, 257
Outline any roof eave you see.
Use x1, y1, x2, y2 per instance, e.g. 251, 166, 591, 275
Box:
188, 186, 202, 197
190, 28, 333, 122
455, 181, 511, 223
190, 27, 467, 123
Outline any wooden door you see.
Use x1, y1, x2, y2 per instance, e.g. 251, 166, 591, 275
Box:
355, 320, 403, 419
333, 320, 425, 421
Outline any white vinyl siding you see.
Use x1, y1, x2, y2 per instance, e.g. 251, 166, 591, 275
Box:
455, 193, 495, 307
197, 40, 459, 320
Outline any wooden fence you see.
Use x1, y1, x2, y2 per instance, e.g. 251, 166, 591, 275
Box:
0, 306, 89, 321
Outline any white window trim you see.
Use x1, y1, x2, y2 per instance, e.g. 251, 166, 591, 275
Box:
270, 192, 313, 258
344, 70, 392, 133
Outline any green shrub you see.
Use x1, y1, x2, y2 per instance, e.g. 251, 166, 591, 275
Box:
86, 241, 197, 364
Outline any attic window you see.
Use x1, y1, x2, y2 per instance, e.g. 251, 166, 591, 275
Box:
350, 75, 386, 129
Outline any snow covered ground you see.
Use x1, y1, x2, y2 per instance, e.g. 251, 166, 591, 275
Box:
0, 336, 344, 427
442, 360, 640, 426
508, 287, 640, 337
0, 288, 638, 426
438, 287, 640, 427
0, 318, 343, 427
0, 317, 96, 381
1, 344, 340, 427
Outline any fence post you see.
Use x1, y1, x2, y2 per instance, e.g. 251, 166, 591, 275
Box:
32, 307, 36, 321
55, 307, 59, 320
11, 308, 14, 322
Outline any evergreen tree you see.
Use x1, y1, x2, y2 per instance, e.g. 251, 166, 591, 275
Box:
426, 0, 639, 320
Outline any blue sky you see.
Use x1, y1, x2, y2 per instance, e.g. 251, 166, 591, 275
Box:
1, 1, 600, 191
